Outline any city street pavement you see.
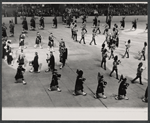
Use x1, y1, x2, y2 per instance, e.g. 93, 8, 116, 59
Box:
2, 21, 148, 108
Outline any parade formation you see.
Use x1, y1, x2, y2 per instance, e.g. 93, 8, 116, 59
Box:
2, 3, 148, 108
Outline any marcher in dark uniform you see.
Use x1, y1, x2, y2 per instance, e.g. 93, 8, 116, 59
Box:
120, 17, 125, 29
142, 86, 148, 102
2, 38, 7, 59
52, 16, 57, 28
45, 51, 55, 72
95, 20, 101, 34
93, 16, 97, 27
34, 32, 42, 49
6, 46, 13, 65
101, 49, 108, 70
2, 23, 7, 38
4, 40, 11, 62
15, 65, 26, 85
73, 69, 87, 96
59, 40, 68, 69
139, 42, 147, 61
107, 14, 112, 29
131, 18, 138, 30
101, 43, 106, 56
103, 23, 109, 35
71, 22, 74, 38
48, 70, 61, 92
109, 55, 121, 79
22, 17, 28, 33
9, 19, 15, 37
39, 16, 44, 29
30, 16, 36, 30
94, 72, 107, 99
115, 75, 129, 100
79, 28, 86, 44
122, 40, 131, 58
29, 52, 40, 73
82, 15, 87, 24
48, 33, 55, 51
89, 28, 97, 45
131, 62, 145, 85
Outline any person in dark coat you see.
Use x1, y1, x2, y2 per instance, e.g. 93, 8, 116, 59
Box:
29, 52, 40, 73
131, 18, 137, 30
48, 70, 61, 92
120, 17, 125, 29
131, 62, 145, 85
19, 32, 27, 49
48, 33, 55, 51
39, 16, 44, 29
6, 46, 13, 65
93, 16, 97, 27
73, 69, 87, 96
115, 75, 129, 100
59, 40, 68, 69
9, 19, 15, 37
22, 17, 28, 32
52, 16, 57, 28
94, 72, 107, 99
30, 16, 36, 30
2, 23, 7, 38
2, 38, 7, 59
142, 86, 148, 102
45, 51, 55, 72
15, 65, 26, 85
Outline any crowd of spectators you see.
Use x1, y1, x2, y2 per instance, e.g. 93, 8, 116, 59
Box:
2, 4, 147, 17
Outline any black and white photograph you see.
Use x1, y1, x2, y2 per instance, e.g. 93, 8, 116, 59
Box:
1, 2, 148, 121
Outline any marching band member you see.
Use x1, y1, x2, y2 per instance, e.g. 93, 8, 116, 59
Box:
139, 42, 147, 61
108, 42, 115, 60
103, 23, 109, 35
45, 51, 55, 72
9, 19, 15, 37
131, 62, 145, 85
29, 52, 41, 73
15, 65, 26, 85
30, 16, 36, 30
71, 22, 74, 38
34, 32, 43, 49
2, 23, 7, 38
122, 40, 131, 58
72, 24, 78, 42
115, 75, 129, 100
89, 28, 97, 45
131, 18, 138, 30
48, 33, 55, 51
59, 39, 68, 69
94, 72, 107, 99
17, 49, 26, 67
93, 16, 97, 27
81, 20, 87, 33
101, 49, 108, 70
109, 55, 121, 80
19, 31, 27, 49
79, 28, 86, 44
39, 16, 45, 30
73, 69, 87, 96
144, 23, 148, 32
22, 17, 28, 33
48, 69, 61, 92
95, 20, 101, 34
120, 17, 125, 29
52, 16, 57, 28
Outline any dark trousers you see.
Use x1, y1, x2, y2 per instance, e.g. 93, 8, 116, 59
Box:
101, 60, 106, 70
110, 68, 118, 79
145, 87, 148, 98
90, 38, 96, 45
123, 50, 129, 58
132, 75, 142, 84
79, 37, 85, 44
139, 52, 145, 60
